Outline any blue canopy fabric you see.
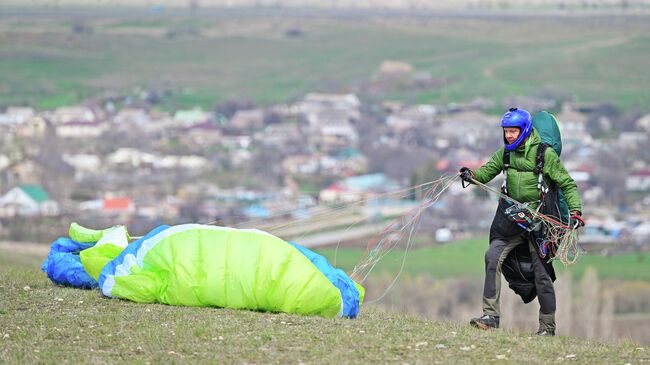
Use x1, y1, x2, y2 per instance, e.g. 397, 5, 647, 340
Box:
41, 237, 97, 288
289, 242, 361, 318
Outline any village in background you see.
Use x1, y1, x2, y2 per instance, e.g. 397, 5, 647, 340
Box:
1, 76, 649, 251
1, 3, 649, 253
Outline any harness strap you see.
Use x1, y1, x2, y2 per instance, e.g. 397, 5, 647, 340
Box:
501, 143, 550, 199
536, 143, 550, 196
501, 150, 510, 195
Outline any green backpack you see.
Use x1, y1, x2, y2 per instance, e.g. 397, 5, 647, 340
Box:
531, 111, 570, 223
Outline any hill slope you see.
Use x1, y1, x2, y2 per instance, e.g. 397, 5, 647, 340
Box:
1, 13, 649, 111
0, 245, 646, 364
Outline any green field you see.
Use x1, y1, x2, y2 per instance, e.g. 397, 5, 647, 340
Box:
316, 237, 650, 282
1, 11, 649, 111
1, 245, 647, 364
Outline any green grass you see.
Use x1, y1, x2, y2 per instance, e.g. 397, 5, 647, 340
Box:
1, 14, 649, 111
37, 91, 84, 109
157, 89, 222, 110
1, 247, 647, 364
103, 19, 170, 29
316, 237, 650, 282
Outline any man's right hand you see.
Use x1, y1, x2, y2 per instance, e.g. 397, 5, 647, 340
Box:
459, 167, 474, 183
569, 211, 585, 230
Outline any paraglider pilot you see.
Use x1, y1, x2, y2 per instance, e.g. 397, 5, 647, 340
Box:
459, 108, 585, 336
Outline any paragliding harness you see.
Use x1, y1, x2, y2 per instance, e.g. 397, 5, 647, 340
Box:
491, 111, 569, 303
499, 144, 554, 234
490, 145, 550, 240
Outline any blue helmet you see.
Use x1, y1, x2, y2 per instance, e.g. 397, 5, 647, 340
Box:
501, 107, 532, 151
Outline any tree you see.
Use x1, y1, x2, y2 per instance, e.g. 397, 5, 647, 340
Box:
248, 145, 284, 188
215, 98, 255, 119
592, 148, 627, 206
263, 111, 283, 125
71, 19, 93, 35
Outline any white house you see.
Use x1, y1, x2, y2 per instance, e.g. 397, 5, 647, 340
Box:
618, 132, 648, 150
53, 106, 95, 124
626, 170, 650, 191
0, 185, 59, 217
154, 155, 209, 170
221, 135, 252, 149
0, 107, 35, 125
62, 154, 102, 178
302, 93, 361, 111
0, 154, 9, 172
113, 108, 151, 125
229, 109, 265, 130
259, 123, 301, 147
17, 116, 48, 138
182, 121, 222, 146
282, 155, 320, 175
106, 148, 208, 170
107, 148, 156, 168
173, 108, 209, 127
318, 124, 359, 151
635, 113, 650, 132
556, 103, 588, 135
56, 121, 107, 138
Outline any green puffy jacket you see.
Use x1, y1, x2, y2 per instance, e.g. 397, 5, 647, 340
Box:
474, 128, 582, 212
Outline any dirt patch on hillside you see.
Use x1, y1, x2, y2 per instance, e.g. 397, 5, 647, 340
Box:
0, 241, 50, 257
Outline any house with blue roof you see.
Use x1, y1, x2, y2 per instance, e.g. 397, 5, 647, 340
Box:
0, 184, 59, 217
319, 173, 401, 204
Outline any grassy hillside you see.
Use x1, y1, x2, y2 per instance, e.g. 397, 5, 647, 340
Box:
1, 12, 649, 111
0, 246, 647, 364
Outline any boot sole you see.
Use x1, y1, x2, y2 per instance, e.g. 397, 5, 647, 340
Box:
470, 320, 495, 330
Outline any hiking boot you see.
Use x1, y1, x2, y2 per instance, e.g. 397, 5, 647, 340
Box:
470, 315, 500, 330
535, 329, 555, 336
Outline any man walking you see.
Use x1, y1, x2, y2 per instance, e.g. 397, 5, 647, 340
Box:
459, 108, 584, 336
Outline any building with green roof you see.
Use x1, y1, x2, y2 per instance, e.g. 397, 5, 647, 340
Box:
0, 184, 59, 217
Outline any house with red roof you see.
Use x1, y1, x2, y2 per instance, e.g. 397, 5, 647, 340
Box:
79, 197, 135, 214
626, 170, 650, 191
103, 198, 135, 213
319, 173, 401, 204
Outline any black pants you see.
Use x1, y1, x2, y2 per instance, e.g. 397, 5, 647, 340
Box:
482, 235, 556, 331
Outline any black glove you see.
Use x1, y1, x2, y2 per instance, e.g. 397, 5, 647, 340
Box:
569, 211, 585, 230
459, 167, 474, 183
